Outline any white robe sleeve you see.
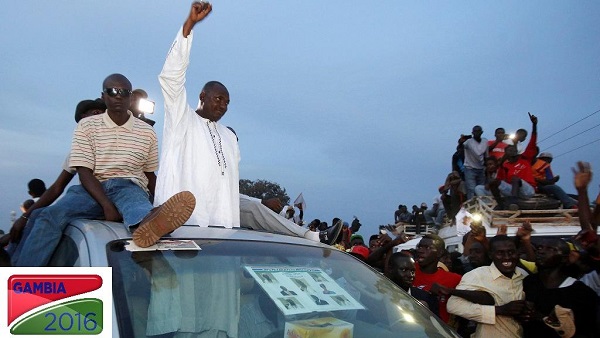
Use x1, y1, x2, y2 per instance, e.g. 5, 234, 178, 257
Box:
158, 27, 195, 132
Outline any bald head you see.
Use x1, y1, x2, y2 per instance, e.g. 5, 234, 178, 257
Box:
103, 73, 131, 90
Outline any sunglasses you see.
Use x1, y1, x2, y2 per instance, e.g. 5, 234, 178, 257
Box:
103, 88, 132, 97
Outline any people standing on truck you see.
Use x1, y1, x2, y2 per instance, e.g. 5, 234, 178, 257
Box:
458, 125, 488, 200
487, 127, 510, 160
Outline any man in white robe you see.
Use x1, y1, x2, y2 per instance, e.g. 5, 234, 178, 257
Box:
156, 2, 240, 227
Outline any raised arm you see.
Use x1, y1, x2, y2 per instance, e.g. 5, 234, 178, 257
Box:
574, 161, 594, 232
516, 221, 535, 262
522, 112, 538, 160
159, 2, 212, 131
183, 2, 212, 38
431, 283, 495, 305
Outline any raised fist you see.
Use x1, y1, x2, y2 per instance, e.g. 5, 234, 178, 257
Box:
188, 1, 212, 24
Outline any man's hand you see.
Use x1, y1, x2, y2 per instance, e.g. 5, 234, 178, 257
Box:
8, 217, 27, 243
262, 198, 283, 214
553, 175, 560, 183
516, 221, 533, 241
470, 223, 487, 242
376, 233, 392, 247
496, 224, 507, 236
188, 1, 212, 24
573, 161, 592, 190
103, 203, 122, 222
496, 300, 529, 317
574, 228, 599, 251
183, 2, 212, 37
528, 112, 537, 125
430, 283, 452, 297
391, 232, 409, 246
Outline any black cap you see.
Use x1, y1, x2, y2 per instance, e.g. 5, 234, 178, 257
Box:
75, 98, 106, 122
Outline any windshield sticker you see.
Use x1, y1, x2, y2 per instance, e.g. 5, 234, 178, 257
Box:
124, 240, 202, 252
244, 266, 364, 316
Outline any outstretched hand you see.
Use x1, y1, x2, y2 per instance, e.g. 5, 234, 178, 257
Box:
572, 161, 592, 190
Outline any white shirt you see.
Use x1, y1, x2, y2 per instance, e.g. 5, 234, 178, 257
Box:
463, 137, 488, 169
155, 27, 241, 227
447, 263, 527, 338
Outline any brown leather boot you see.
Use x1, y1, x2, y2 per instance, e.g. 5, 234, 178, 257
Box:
132, 191, 196, 248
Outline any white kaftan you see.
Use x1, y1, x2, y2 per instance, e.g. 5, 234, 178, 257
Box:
156, 27, 240, 227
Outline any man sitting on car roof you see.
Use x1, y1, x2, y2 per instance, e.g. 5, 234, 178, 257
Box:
14, 74, 196, 266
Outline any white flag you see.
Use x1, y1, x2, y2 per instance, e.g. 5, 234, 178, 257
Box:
293, 193, 306, 212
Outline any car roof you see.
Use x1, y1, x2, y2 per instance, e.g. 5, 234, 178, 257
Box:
69, 219, 329, 247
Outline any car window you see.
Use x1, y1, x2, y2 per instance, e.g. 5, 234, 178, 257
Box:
48, 234, 80, 267
107, 239, 459, 338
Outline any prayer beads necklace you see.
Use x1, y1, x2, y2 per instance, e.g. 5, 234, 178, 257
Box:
206, 121, 227, 175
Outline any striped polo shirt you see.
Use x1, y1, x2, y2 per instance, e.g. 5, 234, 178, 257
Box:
69, 111, 158, 192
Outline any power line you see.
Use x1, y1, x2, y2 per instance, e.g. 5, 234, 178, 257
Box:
542, 122, 600, 151
554, 137, 600, 159
538, 108, 600, 144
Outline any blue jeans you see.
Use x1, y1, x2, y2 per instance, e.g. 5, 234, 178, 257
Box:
538, 184, 577, 208
464, 168, 485, 200
498, 180, 535, 198
475, 185, 491, 196
15, 179, 152, 267
424, 208, 446, 227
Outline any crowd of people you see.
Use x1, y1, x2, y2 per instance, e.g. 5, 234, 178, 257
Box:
304, 161, 598, 337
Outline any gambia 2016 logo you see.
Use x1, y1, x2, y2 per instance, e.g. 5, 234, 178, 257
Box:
8, 275, 103, 335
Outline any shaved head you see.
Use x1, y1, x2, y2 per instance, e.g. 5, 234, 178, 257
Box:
103, 73, 131, 90
202, 81, 227, 94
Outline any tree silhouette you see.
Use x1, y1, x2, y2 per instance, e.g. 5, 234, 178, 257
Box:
239, 179, 290, 205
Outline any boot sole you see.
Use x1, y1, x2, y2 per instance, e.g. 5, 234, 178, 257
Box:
133, 191, 196, 248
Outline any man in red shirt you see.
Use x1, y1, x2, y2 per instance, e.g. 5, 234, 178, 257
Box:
413, 234, 462, 323
492, 145, 536, 209
487, 127, 509, 159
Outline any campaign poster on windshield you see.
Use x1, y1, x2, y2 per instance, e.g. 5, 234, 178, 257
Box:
244, 266, 364, 316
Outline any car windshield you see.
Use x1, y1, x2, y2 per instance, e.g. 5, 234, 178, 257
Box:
107, 239, 458, 338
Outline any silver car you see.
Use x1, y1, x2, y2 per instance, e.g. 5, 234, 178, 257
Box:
49, 220, 459, 338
